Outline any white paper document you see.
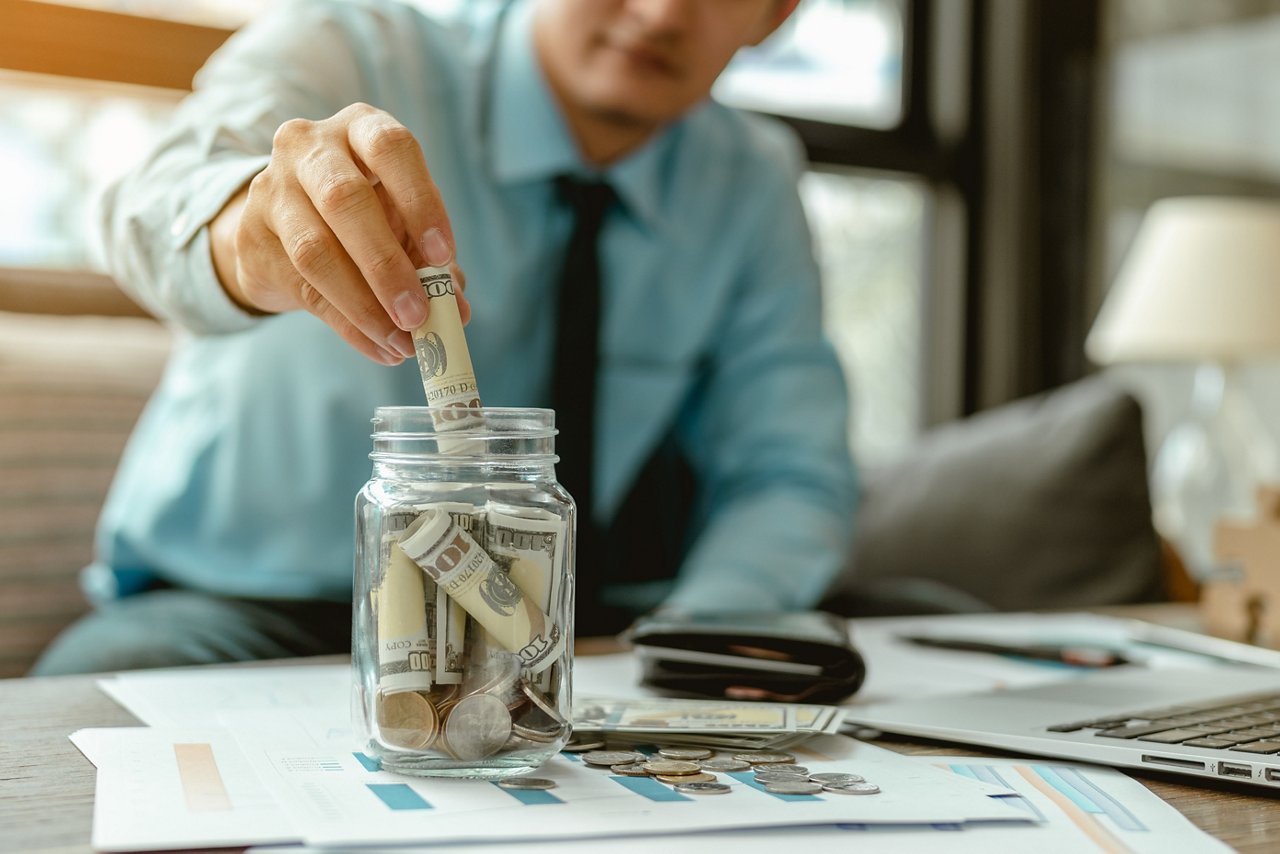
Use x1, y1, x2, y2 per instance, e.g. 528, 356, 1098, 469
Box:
224, 709, 1026, 847
98, 662, 349, 728
846, 611, 1247, 706
244, 756, 1229, 854
70, 727, 297, 852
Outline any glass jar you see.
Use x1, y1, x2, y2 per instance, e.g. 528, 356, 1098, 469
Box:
352, 406, 574, 778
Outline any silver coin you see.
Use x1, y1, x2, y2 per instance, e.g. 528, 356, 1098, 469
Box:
657, 772, 717, 784
582, 750, 645, 767
497, 777, 558, 790
754, 771, 811, 784
642, 759, 702, 776
561, 739, 607, 753
733, 752, 796, 765
699, 757, 751, 772
657, 747, 713, 760
809, 772, 865, 785
823, 781, 881, 795
764, 781, 823, 795
444, 694, 513, 760
674, 781, 732, 795
610, 762, 651, 777
763, 764, 809, 775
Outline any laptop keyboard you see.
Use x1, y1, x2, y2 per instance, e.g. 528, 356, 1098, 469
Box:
1047, 691, 1280, 753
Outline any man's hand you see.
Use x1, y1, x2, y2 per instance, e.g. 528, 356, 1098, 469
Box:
210, 103, 470, 365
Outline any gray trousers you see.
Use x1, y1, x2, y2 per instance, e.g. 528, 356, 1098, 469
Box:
30, 589, 351, 676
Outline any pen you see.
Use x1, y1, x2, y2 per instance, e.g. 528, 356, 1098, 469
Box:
902, 635, 1132, 668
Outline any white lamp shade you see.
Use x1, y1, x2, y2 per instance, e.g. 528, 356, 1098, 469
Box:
1087, 196, 1280, 364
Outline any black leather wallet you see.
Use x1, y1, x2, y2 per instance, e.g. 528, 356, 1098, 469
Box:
626, 611, 866, 704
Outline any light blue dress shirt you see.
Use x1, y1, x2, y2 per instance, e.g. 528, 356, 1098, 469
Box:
95, 0, 857, 613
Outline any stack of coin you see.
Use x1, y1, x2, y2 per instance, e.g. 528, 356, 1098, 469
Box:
567, 742, 883, 798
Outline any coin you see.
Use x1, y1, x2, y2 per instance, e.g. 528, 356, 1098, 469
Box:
497, 777, 558, 790
582, 750, 645, 767
522, 681, 565, 722
754, 771, 810, 784
674, 781, 732, 795
733, 752, 795, 765
764, 781, 823, 795
657, 747, 713, 760
642, 759, 702, 776
809, 772, 865, 785
561, 739, 607, 753
699, 757, 751, 772
765, 765, 809, 775
823, 781, 881, 795
657, 772, 717, 784
610, 763, 651, 777
377, 691, 439, 750
444, 693, 513, 760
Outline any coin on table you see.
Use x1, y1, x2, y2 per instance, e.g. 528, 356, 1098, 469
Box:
754, 771, 810, 784
657, 772, 717, 784
674, 781, 732, 795
377, 691, 439, 750
823, 781, 881, 795
497, 777, 558, 790
733, 752, 796, 765
809, 772, 865, 785
582, 750, 646, 767
610, 762, 652, 777
561, 739, 607, 753
657, 747, 713, 761
764, 781, 823, 795
642, 759, 702, 776
764, 764, 809, 775
444, 693, 513, 760
699, 757, 751, 772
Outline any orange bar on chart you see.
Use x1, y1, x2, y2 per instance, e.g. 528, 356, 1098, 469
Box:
173, 743, 232, 811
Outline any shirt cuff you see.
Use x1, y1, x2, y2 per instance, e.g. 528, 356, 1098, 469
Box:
168, 155, 271, 335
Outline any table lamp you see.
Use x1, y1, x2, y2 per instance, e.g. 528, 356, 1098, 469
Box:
1086, 196, 1280, 580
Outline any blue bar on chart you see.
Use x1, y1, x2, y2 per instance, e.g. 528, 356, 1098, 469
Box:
1034, 765, 1146, 831
367, 783, 433, 811
609, 775, 692, 802
492, 783, 564, 806
352, 752, 381, 772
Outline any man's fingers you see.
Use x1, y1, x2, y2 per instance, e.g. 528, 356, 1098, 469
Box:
243, 242, 404, 366
268, 205, 416, 361
346, 108, 456, 269
295, 150, 430, 333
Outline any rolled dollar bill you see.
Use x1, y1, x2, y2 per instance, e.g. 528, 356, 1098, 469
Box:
412, 266, 482, 439
431, 501, 487, 685
376, 534, 435, 693
399, 508, 564, 673
484, 504, 567, 691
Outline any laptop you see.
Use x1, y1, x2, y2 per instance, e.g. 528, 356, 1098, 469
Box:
851, 663, 1280, 790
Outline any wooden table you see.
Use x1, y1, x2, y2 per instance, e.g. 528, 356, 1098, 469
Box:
2, 604, 1278, 853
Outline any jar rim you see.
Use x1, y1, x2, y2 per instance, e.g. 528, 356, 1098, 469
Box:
371, 406, 557, 439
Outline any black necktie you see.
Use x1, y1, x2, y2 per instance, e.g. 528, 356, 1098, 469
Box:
550, 176, 613, 608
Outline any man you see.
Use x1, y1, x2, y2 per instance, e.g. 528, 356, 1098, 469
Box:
33, 0, 856, 674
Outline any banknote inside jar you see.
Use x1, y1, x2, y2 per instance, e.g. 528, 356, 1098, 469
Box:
373, 500, 570, 761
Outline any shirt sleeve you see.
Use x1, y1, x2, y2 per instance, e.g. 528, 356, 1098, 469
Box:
97, 0, 379, 334
663, 129, 858, 613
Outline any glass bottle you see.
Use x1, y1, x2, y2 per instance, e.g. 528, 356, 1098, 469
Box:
352, 406, 574, 778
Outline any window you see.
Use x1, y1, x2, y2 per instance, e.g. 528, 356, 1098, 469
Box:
717, 0, 905, 127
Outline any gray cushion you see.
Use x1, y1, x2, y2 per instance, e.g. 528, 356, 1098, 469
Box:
822, 375, 1166, 616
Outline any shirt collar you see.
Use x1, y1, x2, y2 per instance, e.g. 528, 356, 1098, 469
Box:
488, 0, 674, 232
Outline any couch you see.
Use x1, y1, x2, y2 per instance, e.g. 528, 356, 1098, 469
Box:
0, 269, 169, 678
